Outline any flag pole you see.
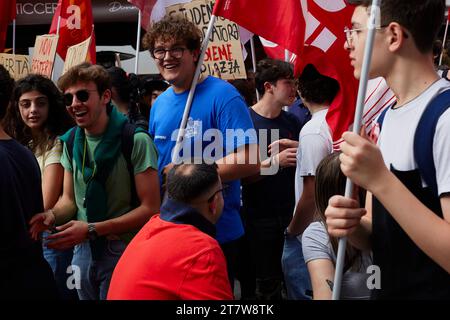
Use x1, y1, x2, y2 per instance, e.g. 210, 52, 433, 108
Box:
134, 9, 142, 74
439, 17, 449, 66
171, 15, 217, 164
250, 36, 260, 101
12, 19, 16, 55
51, 16, 62, 82
332, 0, 381, 300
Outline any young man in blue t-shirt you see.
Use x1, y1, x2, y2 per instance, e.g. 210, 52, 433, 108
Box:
143, 15, 260, 287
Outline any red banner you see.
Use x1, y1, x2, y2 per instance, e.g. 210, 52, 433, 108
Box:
213, 0, 305, 59
0, 0, 17, 52
49, 0, 96, 63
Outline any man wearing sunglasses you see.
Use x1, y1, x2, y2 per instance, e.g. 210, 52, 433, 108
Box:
29, 63, 161, 300
143, 15, 260, 288
108, 162, 233, 299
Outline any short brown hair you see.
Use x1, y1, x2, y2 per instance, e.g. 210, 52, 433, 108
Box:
347, 0, 445, 54
142, 15, 202, 53
57, 62, 111, 94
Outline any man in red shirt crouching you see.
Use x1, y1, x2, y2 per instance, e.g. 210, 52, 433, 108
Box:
107, 162, 233, 300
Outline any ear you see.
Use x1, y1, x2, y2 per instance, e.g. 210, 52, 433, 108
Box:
208, 196, 217, 214
386, 22, 408, 53
264, 81, 274, 94
102, 89, 112, 104
192, 48, 201, 63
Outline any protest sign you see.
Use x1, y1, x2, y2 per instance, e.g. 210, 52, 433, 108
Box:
166, 0, 246, 80
0, 54, 30, 80
31, 34, 59, 78
62, 36, 91, 74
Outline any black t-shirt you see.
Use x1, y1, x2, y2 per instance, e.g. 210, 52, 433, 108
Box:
0, 139, 44, 259
242, 109, 303, 219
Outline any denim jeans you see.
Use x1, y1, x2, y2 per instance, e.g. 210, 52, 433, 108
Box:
42, 231, 78, 300
71, 239, 127, 300
281, 234, 312, 300
247, 216, 291, 300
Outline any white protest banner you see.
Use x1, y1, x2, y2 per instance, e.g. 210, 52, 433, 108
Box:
166, 0, 246, 80
62, 36, 92, 74
0, 54, 30, 80
31, 34, 59, 78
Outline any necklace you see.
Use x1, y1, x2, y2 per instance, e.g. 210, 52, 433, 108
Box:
82, 136, 87, 177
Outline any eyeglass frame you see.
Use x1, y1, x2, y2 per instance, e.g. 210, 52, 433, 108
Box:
63, 89, 98, 107
343, 25, 388, 47
151, 46, 188, 60
207, 184, 229, 203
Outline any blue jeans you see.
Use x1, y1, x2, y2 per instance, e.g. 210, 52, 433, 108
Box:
42, 231, 78, 300
281, 234, 312, 300
71, 240, 127, 300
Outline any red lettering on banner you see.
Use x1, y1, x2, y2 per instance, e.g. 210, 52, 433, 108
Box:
38, 38, 52, 56
204, 44, 233, 62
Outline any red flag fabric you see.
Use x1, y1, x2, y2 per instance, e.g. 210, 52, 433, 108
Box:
213, 0, 305, 58
299, 1, 358, 149
259, 36, 298, 66
49, 0, 96, 63
0, 0, 16, 52
214, 0, 363, 148
448, 8, 450, 22
128, 0, 157, 31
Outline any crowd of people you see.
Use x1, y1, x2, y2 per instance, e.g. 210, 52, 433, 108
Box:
1, 0, 450, 301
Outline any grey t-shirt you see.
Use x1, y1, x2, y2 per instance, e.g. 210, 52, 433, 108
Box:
302, 221, 372, 300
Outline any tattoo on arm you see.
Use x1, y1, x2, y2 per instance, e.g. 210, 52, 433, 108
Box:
326, 279, 334, 291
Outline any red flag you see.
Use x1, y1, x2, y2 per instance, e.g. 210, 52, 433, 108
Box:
214, 0, 362, 148
0, 0, 16, 52
49, 0, 96, 63
448, 9, 450, 22
213, 0, 305, 58
128, 0, 157, 31
298, 1, 358, 149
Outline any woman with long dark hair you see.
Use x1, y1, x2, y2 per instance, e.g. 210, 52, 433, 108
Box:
3, 74, 76, 300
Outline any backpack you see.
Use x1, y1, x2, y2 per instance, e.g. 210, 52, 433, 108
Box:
377, 89, 450, 196
65, 122, 141, 207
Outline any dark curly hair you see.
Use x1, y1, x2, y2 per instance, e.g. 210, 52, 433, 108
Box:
298, 64, 339, 105
3, 74, 74, 154
255, 59, 294, 96
142, 14, 202, 53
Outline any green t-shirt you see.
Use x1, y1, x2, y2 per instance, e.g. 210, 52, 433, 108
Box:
60, 131, 158, 242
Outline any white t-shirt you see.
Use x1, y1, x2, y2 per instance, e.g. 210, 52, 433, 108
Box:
378, 78, 450, 195
294, 109, 332, 203
35, 138, 63, 179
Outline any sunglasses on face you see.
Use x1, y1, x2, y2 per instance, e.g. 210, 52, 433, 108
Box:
63, 89, 97, 107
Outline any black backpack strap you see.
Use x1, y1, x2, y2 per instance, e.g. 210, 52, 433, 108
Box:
122, 122, 139, 207
376, 104, 391, 130
414, 89, 450, 196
